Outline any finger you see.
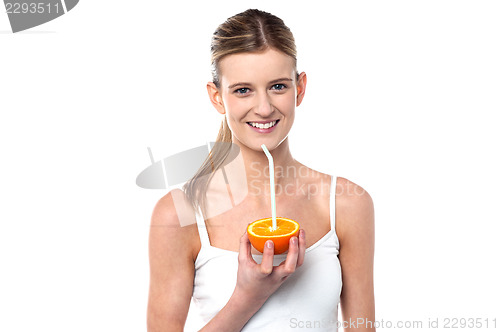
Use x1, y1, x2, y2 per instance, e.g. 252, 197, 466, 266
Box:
260, 240, 274, 275
279, 236, 299, 276
296, 229, 306, 267
238, 232, 253, 265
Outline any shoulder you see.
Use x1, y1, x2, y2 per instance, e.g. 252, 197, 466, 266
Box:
290, 162, 332, 191
150, 189, 200, 261
335, 177, 374, 240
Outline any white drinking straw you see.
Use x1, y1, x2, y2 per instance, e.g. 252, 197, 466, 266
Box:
261, 144, 277, 230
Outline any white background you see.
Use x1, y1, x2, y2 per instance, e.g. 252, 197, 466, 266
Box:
1, 1, 499, 331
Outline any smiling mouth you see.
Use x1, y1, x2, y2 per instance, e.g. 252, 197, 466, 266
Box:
246, 120, 279, 129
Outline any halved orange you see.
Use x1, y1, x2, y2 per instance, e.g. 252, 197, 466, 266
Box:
247, 217, 300, 254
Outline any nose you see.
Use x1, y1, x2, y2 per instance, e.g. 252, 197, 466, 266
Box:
254, 92, 273, 117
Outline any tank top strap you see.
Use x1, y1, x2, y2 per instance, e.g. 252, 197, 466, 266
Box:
195, 207, 211, 247
330, 175, 337, 231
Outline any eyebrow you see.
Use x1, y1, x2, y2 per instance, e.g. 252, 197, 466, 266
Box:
227, 77, 293, 89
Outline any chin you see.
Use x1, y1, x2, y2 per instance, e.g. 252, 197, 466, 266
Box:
241, 137, 288, 152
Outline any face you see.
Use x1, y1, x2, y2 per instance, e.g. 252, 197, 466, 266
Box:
208, 48, 306, 152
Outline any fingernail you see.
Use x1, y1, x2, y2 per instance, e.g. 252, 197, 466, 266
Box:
266, 240, 273, 249
291, 237, 298, 245
299, 229, 305, 239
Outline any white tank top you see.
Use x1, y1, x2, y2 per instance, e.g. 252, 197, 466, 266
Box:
192, 175, 342, 331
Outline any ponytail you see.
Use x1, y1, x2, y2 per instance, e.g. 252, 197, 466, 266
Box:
183, 117, 233, 215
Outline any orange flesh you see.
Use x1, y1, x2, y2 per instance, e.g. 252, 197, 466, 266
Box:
247, 217, 300, 254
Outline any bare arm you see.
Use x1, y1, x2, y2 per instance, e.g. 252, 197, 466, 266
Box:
147, 191, 198, 332
337, 178, 376, 331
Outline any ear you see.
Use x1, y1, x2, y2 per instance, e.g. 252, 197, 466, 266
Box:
296, 72, 307, 107
207, 82, 226, 115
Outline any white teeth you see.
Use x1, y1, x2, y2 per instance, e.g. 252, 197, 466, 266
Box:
249, 120, 277, 129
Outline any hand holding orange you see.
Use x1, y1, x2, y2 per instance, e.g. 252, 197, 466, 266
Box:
247, 217, 300, 254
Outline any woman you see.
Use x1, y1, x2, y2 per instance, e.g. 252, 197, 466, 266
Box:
147, 9, 375, 331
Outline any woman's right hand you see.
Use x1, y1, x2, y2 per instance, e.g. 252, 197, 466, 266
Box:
200, 229, 306, 331
233, 229, 306, 305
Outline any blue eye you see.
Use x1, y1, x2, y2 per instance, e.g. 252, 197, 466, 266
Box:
271, 84, 287, 90
235, 88, 250, 94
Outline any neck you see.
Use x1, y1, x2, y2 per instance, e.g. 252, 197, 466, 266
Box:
234, 138, 300, 198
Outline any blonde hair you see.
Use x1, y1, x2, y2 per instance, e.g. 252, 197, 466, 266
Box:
183, 9, 298, 214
